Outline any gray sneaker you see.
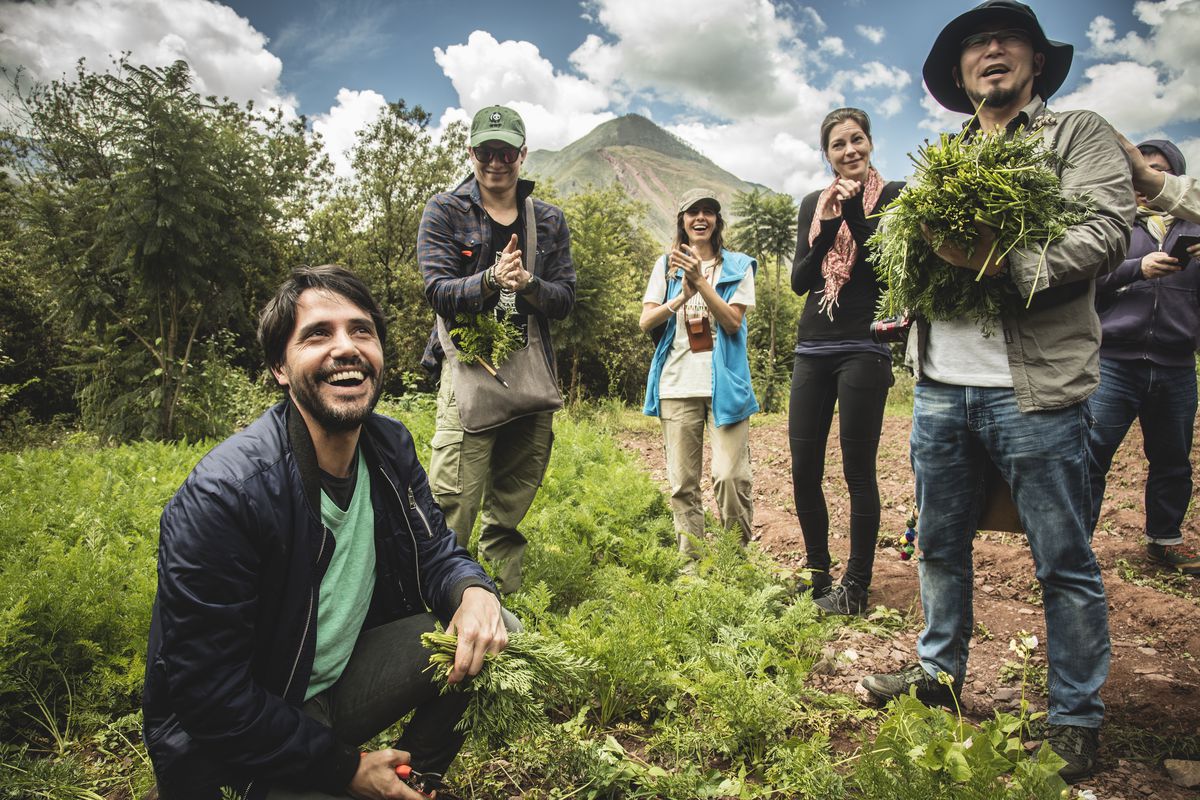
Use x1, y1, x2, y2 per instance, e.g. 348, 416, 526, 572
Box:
859, 663, 960, 709
1039, 724, 1099, 782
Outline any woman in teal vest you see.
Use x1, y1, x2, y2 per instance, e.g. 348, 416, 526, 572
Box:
640, 188, 759, 560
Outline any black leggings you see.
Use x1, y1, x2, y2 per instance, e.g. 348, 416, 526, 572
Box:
788, 351, 892, 587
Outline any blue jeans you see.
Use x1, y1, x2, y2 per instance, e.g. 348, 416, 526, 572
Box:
911, 382, 1110, 727
1088, 358, 1196, 544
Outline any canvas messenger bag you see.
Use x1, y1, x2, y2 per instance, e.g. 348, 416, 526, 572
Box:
436, 196, 563, 433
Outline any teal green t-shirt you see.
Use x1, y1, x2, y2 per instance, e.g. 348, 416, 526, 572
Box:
307, 451, 377, 699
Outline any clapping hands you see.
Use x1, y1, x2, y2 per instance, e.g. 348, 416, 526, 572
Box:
493, 234, 532, 291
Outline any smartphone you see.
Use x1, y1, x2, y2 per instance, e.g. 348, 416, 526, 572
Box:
1168, 234, 1200, 264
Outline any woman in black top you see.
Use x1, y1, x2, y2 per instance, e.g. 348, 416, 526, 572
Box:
789, 107, 903, 615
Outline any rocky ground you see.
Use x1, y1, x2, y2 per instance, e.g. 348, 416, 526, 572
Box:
619, 409, 1200, 798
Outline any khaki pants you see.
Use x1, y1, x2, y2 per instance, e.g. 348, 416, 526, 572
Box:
428, 360, 554, 594
659, 397, 753, 556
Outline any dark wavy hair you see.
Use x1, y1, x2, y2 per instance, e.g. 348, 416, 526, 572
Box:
257, 264, 388, 374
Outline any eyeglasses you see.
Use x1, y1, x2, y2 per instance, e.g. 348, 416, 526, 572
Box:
961, 28, 1033, 52
472, 145, 521, 165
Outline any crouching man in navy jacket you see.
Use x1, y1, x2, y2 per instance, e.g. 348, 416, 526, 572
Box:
143, 265, 512, 800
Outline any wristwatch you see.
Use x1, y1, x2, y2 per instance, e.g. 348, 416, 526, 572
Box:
520, 274, 541, 295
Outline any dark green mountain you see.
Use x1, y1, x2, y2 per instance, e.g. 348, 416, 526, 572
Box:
524, 114, 769, 244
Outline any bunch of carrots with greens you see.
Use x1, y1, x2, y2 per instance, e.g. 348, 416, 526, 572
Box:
449, 312, 523, 367
422, 628, 595, 747
869, 122, 1090, 327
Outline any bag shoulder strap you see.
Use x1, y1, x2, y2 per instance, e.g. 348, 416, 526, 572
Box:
525, 196, 538, 277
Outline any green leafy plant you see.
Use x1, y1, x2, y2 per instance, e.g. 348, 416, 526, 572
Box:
422, 628, 596, 747
870, 121, 1090, 327
851, 632, 1066, 799
449, 311, 524, 367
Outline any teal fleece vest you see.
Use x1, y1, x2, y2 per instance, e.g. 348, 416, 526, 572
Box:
642, 249, 759, 427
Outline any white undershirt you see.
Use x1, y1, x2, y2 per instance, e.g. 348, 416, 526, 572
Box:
923, 318, 1013, 387
643, 258, 756, 398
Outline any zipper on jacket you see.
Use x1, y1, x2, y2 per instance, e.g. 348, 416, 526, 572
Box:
282, 526, 328, 700
379, 468, 431, 611
408, 487, 434, 540
246, 526, 328, 798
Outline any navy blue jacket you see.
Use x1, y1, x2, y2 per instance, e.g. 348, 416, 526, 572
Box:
1096, 215, 1200, 367
143, 402, 495, 799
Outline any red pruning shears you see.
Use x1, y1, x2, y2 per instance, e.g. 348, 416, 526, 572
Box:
395, 764, 437, 798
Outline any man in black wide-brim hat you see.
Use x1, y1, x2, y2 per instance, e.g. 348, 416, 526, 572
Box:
859, 0, 1134, 784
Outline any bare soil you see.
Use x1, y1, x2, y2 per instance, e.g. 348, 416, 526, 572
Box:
619, 410, 1200, 798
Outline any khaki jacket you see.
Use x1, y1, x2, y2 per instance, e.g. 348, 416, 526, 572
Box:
907, 97, 1134, 412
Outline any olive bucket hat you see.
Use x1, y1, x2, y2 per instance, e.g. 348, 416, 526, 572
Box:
923, 0, 1073, 114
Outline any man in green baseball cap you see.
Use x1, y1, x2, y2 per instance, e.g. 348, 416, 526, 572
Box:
417, 105, 576, 595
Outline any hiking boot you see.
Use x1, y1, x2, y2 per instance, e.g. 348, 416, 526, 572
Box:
813, 580, 869, 617
859, 663, 960, 709
1146, 541, 1200, 575
1039, 723, 1099, 782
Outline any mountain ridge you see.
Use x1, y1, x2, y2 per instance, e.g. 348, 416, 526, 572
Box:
524, 114, 771, 244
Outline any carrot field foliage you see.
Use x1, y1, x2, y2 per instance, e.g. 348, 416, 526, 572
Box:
0, 436, 204, 797
0, 400, 1066, 799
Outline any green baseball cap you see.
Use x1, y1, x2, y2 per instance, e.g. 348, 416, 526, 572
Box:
470, 106, 526, 148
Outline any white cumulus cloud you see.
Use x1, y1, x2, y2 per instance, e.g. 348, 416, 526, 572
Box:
563, 0, 869, 194
311, 88, 388, 178
844, 61, 911, 92
819, 37, 847, 57
0, 0, 295, 116
433, 30, 615, 151
1055, 0, 1200, 135
855, 25, 886, 45
918, 88, 969, 134
569, 0, 832, 119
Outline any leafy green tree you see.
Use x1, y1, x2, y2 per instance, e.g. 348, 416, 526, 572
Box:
0, 149, 76, 434
3, 58, 325, 440
557, 183, 659, 404
729, 189, 798, 413
303, 102, 468, 390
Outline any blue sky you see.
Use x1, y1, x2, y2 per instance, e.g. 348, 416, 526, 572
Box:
2, 0, 1198, 196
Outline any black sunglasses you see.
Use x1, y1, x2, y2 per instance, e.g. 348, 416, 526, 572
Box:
961, 28, 1032, 51
472, 145, 521, 164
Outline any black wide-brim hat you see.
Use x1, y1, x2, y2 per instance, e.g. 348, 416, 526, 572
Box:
923, 0, 1073, 114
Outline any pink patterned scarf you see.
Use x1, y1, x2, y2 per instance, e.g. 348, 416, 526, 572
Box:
808, 166, 884, 320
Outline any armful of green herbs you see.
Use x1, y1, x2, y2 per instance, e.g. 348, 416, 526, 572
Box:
422, 628, 596, 747
449, 312, 523, 366
869, 126, 1091, 326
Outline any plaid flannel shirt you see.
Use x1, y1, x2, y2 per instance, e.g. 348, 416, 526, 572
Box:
418, 174, 575, 371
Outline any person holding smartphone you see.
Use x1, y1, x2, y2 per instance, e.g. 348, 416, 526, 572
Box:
640, 188, 758, 561
1089, 138, 1200, 575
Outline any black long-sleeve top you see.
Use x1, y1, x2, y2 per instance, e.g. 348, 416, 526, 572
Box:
791, 180, 904, 343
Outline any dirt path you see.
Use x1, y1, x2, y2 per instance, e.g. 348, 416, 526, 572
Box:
618, 410, 1200, 799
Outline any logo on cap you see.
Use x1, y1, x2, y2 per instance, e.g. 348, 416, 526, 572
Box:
489, 112, 502, 124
